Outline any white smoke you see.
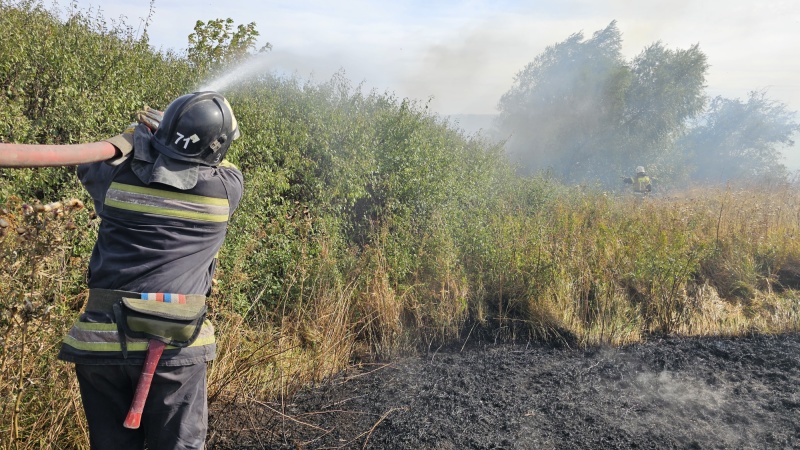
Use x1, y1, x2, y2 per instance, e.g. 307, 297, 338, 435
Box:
621, 369, 750, 446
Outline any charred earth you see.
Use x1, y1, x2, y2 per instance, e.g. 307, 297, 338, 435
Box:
209, 333, 800, 449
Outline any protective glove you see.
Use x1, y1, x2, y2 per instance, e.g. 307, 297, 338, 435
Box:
136, 105, 163, 132
103, 106, 164, 166
104, 123, 137, 166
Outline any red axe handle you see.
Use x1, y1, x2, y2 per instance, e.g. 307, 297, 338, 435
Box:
123, 339, 166, 429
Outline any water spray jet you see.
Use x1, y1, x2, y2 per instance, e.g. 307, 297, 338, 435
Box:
198, 53, 274, 93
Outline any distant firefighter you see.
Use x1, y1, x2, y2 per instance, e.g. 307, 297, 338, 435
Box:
622, 166, 652, 194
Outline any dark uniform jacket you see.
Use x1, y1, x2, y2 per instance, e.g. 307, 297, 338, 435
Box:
58, 156, 243, 366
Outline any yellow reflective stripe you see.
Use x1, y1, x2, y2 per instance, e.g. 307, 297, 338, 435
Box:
74, 322, 117, 331
63, 335, 150, 352
65, 320, 215, 352
72, 319, 215, 331
110, 182, 228, 206
62, 334, 215, 351
218, 160, 238, 170
106, 182, 230, 222
105, 198, 228, 222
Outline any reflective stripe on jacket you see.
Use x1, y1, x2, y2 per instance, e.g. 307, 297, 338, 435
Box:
633, 175, 651, 193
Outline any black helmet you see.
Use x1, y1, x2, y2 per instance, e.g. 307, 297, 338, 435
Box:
152, 91, 240, 166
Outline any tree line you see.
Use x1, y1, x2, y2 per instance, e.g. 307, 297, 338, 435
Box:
494, 21, 799, 189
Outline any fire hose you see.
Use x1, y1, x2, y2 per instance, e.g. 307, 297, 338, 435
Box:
0, 141, 119, 167
0, 107, 161, 168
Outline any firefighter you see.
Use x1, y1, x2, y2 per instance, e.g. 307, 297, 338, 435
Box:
622, 166, 652, 194
57, 91, 244, 449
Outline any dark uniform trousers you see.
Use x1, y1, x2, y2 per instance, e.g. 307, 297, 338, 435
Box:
75, 363, 207, 450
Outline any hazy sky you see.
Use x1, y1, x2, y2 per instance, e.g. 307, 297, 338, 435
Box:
56, 0, 800, 116
54, 0, 800, 167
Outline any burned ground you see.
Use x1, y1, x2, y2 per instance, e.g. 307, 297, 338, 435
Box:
209, 333, 800, 449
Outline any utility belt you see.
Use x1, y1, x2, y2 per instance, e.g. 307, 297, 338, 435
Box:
87, 288, 207, 357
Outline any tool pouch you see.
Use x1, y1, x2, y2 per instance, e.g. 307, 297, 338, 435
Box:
112, 294, 207, 349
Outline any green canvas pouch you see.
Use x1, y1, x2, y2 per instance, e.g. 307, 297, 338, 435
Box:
112, 294, 207, 349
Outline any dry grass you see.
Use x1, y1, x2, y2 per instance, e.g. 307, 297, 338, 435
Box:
2, 185, 800, 448
0, 197, 90, 449
462, 185, 800, 346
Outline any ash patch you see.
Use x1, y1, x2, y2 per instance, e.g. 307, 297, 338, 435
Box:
209, 333, 800, 449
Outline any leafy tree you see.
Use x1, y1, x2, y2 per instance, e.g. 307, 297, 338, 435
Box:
680, 91, 800, 183
496, 21, 708, 187
187, 18, 270, 74
620, 41, 708, 186
496, 21, 627, 181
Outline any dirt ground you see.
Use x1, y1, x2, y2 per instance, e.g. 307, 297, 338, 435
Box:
208, 332, 800, 449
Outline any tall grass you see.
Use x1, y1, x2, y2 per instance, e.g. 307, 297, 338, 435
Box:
4, 185, 800, 448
